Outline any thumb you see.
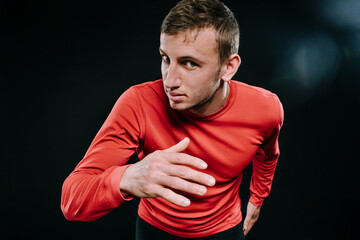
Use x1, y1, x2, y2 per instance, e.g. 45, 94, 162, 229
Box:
165, 137, 190, 153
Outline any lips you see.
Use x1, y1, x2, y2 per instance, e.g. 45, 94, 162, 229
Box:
167, 91, 186, 102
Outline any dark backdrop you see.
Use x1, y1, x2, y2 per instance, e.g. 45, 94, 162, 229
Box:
2, 0, 359, 239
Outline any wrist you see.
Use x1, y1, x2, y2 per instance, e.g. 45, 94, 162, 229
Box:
120, 189, 131, 199
119, 165, 135, 201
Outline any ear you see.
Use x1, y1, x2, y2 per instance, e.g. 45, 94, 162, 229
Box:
220, 54, 241, 82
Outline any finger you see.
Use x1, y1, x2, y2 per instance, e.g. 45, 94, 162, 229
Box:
168, 152, 209, 170
243, 228, 249, 236
164, 137, 190, 153
160, 175, 208, 196
166, 164, 215, 187
243, 216, 250, 236
244, 222, 253, 236
155, 185, 191, 207
243, 226, 249, 236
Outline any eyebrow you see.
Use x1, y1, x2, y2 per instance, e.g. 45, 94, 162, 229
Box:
159, 48, 166, 55
159, 48, 205, 65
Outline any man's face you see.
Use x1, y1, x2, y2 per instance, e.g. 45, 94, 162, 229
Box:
160, 28, 226, 115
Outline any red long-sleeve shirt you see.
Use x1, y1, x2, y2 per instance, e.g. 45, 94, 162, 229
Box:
61, 79, 283, 238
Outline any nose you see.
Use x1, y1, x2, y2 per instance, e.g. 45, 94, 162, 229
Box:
163, 63, 181, 89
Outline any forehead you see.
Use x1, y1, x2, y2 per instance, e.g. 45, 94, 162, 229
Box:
160, 28, 219, 60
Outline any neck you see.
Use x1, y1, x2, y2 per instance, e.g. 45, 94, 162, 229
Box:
189, 81, 230, 116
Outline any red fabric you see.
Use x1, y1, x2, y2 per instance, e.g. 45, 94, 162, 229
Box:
61, 80, 283, 237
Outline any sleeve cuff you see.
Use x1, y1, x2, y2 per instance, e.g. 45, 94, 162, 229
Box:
249, 194, 264, 207
110, 165, 135, 203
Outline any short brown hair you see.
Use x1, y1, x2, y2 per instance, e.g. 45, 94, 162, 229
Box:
161, 0, 240, 64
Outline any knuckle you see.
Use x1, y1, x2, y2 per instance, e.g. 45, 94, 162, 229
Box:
150, 150, 169, 165
150, 150, 161, 161
142, 183, 153, 195
168, 177, 198, 195
184, 183, 197, 193
152, 150, 161, 157
145, 170, 157, 183
160, 187, 172, 199
192, 171, 206, 183
148, 158, 163, 171
175, 153, 184, 162
148, 161, 159, 171
177, 166, 188, 178
178, 153, 190, 164
167, 177, 181, 188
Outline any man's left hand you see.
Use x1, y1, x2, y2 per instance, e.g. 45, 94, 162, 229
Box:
243, 201, 261, 236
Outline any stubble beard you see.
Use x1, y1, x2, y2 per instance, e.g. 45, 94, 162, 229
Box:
188, 80, 221, 113
186, 68, 223, 114
176, 82, 224, 115
166, 68, 223, 114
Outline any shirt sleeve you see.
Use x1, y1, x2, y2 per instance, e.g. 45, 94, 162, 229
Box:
61, 86, 145, 221
249, 95, 284, 207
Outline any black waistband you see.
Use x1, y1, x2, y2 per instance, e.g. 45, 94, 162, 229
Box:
136, 216, 245, 240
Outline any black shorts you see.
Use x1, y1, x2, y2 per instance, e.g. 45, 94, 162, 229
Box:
136, 216, 245, 240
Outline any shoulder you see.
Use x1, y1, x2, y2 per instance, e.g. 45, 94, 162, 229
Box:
116, 79, 164, 103
131, 79, 164, 96
232, 80, 278, 100
113, 79, 168, 116
231, 80, 284, 127
108, 80, 165, 125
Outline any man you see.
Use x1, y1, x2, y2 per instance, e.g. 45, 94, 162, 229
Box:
61, 0, 284, 239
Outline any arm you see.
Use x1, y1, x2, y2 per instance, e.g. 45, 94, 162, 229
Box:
61, 87, 215, 221
244, 96, 284, 235
61, 87, 144, 221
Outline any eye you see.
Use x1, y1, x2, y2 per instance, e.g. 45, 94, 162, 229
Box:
161, 54, 170, 63
184, 60, 198, 69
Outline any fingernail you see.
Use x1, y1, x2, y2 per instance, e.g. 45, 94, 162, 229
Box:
198, 186, 207, 195
183, 199, 191, 207
201, 162, 208, 169
208, 177, 216, 186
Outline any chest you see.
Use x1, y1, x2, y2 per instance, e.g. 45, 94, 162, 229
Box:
141, 113, 265, 182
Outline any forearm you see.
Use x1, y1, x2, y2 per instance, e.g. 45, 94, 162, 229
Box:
61, 165, 131, 221
249, 149, 278, 206
250, 98, 283, 206
61, 87, 144, 221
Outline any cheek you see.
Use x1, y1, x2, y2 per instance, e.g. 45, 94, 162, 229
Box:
161, 63, 166, 77
186, 70, 216, 90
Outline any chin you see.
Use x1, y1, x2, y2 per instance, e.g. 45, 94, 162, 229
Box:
169, 101, 191, 112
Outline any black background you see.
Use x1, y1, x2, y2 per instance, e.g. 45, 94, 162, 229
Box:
2, 0, 359, 239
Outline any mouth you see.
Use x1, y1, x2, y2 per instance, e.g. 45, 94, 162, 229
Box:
167, 91, 186, 102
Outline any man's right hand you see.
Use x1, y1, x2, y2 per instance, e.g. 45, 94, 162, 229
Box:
119, 137, 216, 207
